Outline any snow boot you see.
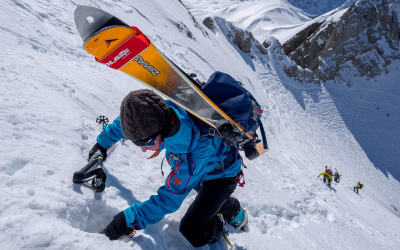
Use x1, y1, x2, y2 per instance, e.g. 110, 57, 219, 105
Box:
227, 206, 249, 232
209, 213, 232, 246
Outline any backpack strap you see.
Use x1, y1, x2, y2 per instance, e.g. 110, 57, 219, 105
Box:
193, 115, 217, 149
168, 152, 194, 176
257, 120, 268, 150
250, 99, 268, 150
160, 157, 166, 176
251, 100, 262, 121
187, 120, 216, 176
198, 127, 216, 141
187, 152, 193, 176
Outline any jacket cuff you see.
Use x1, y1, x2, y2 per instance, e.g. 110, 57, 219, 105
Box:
97, 132, 115, 149
123, 203, 145, 230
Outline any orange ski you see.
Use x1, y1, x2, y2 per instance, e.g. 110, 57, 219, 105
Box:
74, 6, 268, 156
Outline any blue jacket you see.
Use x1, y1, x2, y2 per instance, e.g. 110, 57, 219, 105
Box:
97, 101, 242, 230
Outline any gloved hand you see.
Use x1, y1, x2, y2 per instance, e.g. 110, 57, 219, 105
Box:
88, 142, 108, 161
102, 211, 133, 240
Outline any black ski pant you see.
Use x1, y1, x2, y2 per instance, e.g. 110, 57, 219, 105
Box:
354, 187, 359, 194
323, 175, 331, 184
179, 175, 241, 247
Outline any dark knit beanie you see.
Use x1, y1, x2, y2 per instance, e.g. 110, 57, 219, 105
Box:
120, 89, 170, 140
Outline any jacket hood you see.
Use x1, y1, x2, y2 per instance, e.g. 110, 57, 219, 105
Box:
161, 101, 200, 154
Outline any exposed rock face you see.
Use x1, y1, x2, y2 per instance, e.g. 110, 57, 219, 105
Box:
189, 14, 209, 38
282, 22, 322, 55
202, 17, 267, 55
285, 0, 400, 83
203, 17, 215, 31
255, 44, 268, 54
266, 37, 321, 84
262, 39, 273, 49
178, 0, 209, 38
176, 22, 194, 40
232, 29, 254, 53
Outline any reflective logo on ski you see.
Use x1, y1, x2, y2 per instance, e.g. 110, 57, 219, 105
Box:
133, 55, 160, 76
105, 48, 131, 67
105, 39, 118, 48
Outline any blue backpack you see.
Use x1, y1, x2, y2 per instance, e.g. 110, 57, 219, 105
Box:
200, 72, 267, 154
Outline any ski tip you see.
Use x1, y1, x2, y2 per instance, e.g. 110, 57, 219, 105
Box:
74, 6, 110, 41
74, 6, 128, 41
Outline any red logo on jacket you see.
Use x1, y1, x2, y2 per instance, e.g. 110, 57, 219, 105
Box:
172, 178, 182, 186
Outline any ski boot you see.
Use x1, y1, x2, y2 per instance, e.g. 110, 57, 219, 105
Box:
209, 213, 233, 247
226, 206, 249, 232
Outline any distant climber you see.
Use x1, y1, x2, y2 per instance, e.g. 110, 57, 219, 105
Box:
353, 182, 364, 194
333, 169, 341, 183
377, 107, 379, 110
387, 114, 389, 117
318, 166, 332, 186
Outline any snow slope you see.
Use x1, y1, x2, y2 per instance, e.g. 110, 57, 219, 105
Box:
282, 0, 400, 181
287, 0, 348, 16
0, 0, 399, 249
182, 0, 312, 44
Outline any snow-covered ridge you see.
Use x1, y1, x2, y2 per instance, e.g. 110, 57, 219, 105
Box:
201, 15, 321, 85
287, 0, 348, 16
182, 0, 313, 44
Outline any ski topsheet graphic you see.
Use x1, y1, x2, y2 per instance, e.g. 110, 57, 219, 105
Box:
74, 6, 268, 156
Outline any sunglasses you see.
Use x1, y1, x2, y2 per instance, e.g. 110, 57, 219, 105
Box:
133, 134, 158, 148
140, 136, 157, 148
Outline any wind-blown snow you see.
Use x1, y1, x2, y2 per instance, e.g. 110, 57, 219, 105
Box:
182, 0, 358, 45
287, 0, 348, 16
182, 0, 312, 44
0, 0, 399, 249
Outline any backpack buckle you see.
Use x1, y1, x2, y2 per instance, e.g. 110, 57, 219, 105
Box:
208, 128, 216, 136
251, 100, 262, 121
171, 153, 181, 161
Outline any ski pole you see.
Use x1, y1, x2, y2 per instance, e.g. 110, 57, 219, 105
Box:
92, 156, 105, 192
73, 150, 104, 183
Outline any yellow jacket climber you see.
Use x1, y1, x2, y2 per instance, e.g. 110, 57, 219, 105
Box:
318, 172, 333, 182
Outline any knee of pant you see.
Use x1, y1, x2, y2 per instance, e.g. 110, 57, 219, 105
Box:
179, 221, 204, 248
179, 218, 190, 235
179, 217, 198, 238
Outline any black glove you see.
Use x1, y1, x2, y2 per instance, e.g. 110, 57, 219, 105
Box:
102, 211, 133, 241
88, 142, 108, 161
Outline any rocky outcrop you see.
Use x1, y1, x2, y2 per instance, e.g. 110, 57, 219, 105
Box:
231, 29, 254, 53
176, 22, 195, 40
285, 0, 400, 83
266, 37, 321, 84
202, 16, 267, 55
255, 44, 268, 55
203, 17, 215, 31
178, 0, 209, 38
282, 22, 322, 55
